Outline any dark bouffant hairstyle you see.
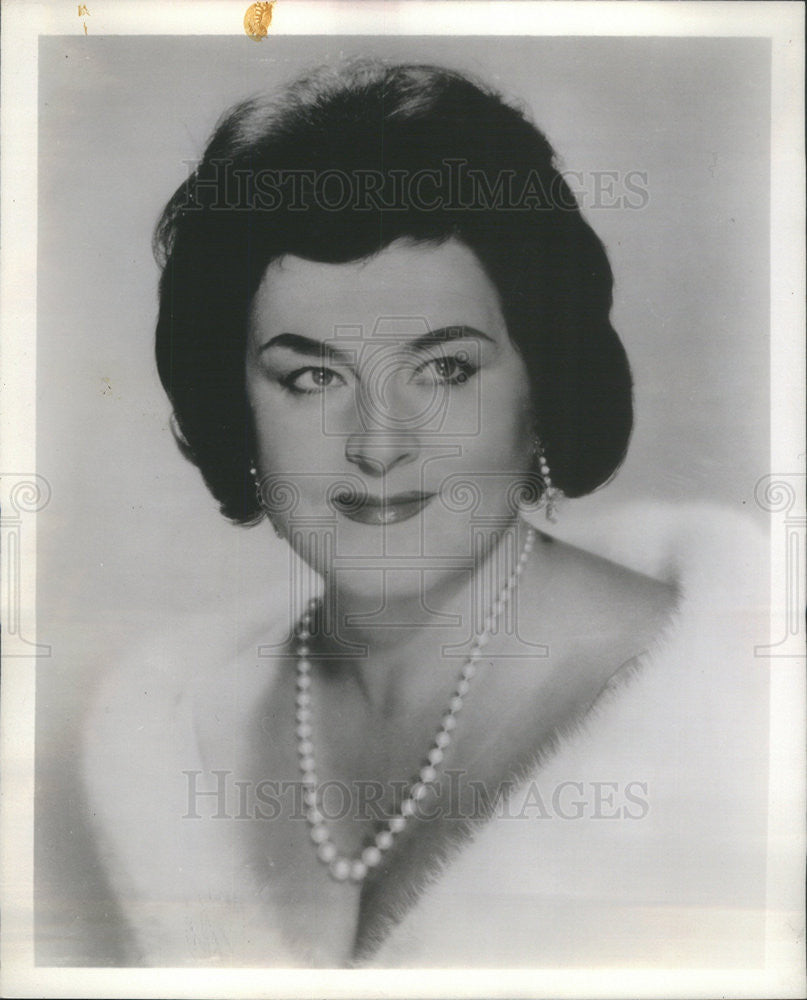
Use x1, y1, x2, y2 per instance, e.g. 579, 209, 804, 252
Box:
154, 61, 633, 523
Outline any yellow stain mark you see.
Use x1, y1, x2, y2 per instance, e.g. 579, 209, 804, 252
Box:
244, 2, 274, 42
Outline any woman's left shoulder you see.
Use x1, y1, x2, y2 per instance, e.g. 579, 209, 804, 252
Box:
523, 528, 672, 675
527, 499, 769, 681
539, 498, 767, 585
535, 501, 770, 765
542, 531, 676, 632
537, 498, 766, 610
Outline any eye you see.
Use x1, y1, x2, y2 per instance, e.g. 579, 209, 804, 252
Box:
411, 353, 477, 387
280, 367, 347, 395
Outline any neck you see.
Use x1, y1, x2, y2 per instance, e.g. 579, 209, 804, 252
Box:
306, 515, 536, 716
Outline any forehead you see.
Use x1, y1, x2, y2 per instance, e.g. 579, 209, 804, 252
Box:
249, 238, 506, 338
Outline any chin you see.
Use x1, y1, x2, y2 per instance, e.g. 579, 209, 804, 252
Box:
291, 513, 512, 601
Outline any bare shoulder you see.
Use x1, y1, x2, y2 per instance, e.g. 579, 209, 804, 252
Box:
519, 532, 679, 675
556, 532, 677, 619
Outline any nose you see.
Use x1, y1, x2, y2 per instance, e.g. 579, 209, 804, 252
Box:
344, 367, 421, 477
344, 431, 419, 477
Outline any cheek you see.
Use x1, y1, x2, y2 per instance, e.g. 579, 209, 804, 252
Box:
465, 367, 533, 468
249, 390, 323, 469
248, 398, 339, 524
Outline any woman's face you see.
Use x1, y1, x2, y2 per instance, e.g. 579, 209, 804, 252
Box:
246, 237, 535, 598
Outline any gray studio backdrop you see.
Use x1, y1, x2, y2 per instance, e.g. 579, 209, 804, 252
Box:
35, 34, 770, 962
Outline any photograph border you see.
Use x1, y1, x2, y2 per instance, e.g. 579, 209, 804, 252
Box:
1, 2, 804, 997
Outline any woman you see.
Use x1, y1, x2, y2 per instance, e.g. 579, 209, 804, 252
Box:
84, 61, 767, 967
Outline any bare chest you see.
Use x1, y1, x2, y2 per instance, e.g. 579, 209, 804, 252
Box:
238, 649, 609, 964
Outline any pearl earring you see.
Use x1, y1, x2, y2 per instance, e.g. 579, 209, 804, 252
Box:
250, 462, 284, 539
533, 436, 564, 523
249, 463, 262, 507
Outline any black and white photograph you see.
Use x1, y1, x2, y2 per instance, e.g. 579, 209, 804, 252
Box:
1, 1, 804, 996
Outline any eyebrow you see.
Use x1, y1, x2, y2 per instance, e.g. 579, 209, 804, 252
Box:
258, 326, 495, 360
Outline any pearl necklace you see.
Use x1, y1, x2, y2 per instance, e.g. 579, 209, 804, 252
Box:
295, 524, 536, 883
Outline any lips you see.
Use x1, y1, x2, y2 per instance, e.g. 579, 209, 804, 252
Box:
331, 490, 435, 525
